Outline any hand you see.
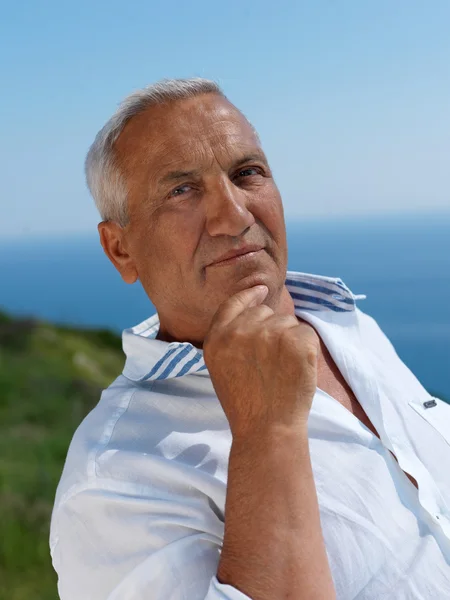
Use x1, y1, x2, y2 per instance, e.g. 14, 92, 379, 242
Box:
203, 285, 320, 440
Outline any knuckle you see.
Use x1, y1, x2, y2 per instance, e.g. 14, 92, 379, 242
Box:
249, 305, 273, 318
277, 315, 298, 328
227, 324, 246, 343
227, 328, 241, 342
278, 325, 293, 340
304, 343, 319, 366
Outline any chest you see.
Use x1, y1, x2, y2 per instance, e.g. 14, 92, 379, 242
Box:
316, 341, 373, 425
316, 343, 419, 489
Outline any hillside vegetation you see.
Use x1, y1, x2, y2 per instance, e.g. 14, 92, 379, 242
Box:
0, 311, 124, 600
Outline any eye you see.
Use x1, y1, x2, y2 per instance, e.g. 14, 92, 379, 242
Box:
168, 184, 192, 198
236, 167, 261, 179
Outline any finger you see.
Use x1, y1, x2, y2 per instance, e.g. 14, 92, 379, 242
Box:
234, 303, 274, 324
213, 285, 269, 329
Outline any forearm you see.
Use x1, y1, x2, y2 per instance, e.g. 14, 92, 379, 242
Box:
217, 425, 336, 600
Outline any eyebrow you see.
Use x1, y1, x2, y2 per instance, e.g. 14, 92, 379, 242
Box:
157, 150, 268, 186
159, 169, 201, 185
231, 151, 268, 169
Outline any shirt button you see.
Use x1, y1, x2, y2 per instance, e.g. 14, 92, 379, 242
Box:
390, 436, 401, 449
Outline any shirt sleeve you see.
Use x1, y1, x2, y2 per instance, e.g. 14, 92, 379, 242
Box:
51, 485, 252, 600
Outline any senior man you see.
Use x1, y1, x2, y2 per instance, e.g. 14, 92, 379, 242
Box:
50, 78, 450, 600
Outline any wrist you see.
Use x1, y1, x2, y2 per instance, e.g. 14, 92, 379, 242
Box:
231, 421, 310, 455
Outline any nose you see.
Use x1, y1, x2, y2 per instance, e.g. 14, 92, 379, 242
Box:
205, 176, 255, 237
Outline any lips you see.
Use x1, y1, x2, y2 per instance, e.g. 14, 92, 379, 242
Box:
209, 245, 264, 266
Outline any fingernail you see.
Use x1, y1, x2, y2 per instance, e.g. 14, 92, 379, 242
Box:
254, 285, 269, 296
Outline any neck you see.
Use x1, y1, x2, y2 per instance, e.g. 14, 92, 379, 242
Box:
156, 285, 296, 349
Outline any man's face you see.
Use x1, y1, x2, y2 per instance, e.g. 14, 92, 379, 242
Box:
104, 93, 289, 344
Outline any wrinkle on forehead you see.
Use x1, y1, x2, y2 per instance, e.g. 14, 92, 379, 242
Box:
154, 132, 259, 176
114, 95, 260, 182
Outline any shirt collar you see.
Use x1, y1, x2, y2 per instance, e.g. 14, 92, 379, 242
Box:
122, 271, 365, 383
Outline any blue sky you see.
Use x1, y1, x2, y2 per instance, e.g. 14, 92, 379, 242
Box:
1, 0, 449, 238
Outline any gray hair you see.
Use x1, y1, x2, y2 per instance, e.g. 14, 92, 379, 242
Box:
85, 78, 225, 226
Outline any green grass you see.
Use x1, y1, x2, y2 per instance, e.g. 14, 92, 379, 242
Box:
0, 312, 124, 600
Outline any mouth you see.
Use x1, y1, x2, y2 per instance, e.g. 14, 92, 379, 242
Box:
208, 246, 265, 267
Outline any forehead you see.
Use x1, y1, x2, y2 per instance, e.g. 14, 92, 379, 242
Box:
114, 94, 261, 178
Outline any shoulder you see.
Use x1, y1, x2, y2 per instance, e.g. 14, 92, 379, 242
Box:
50, 372, 230, 581
51, 375, 137, 509
51, 370, 227, 514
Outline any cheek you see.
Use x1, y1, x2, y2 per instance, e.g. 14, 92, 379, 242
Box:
136, 215, 199, 270
253, 188, 285, 236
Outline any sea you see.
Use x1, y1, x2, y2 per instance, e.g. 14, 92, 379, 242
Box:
1, 212, 449, 398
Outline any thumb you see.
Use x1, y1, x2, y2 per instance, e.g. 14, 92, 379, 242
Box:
214, 285, 269, 328
246, 284, 270, 307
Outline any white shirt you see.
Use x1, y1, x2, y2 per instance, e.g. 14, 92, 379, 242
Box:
50, 271, 450, 600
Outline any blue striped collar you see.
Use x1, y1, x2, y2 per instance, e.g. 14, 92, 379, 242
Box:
122, 271, 365, 383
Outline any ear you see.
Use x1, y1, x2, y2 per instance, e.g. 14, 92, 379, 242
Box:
98, 221, 138, 284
